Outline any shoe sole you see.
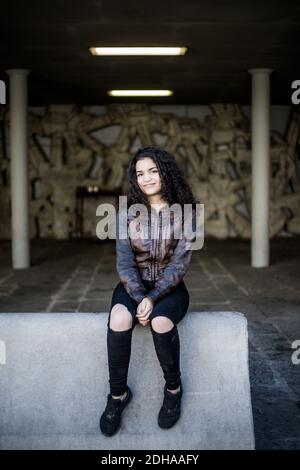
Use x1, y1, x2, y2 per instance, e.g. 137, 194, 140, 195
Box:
158, 410, 181, 429
100, 387, 132, 437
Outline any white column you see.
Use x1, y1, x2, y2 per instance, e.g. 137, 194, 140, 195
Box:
248, 68, 273, 268
6, 69, 31, 269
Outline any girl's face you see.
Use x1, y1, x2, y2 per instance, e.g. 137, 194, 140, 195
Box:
136, 157, 162, 197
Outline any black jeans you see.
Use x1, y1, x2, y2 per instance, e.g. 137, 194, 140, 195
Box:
106, 279, 189, 396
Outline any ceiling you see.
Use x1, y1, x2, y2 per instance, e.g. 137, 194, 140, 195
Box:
0, 0, 300, 105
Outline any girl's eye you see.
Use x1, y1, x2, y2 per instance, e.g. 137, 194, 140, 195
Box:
151, 169, 158, 173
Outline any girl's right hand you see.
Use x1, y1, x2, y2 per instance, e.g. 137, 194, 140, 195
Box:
136, 296, 154, 326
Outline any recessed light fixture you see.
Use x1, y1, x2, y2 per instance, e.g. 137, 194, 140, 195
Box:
108, 90, 174, 97
90, 47, 187, 56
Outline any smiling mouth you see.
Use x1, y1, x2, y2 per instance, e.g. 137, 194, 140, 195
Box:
144, 183, 156, 187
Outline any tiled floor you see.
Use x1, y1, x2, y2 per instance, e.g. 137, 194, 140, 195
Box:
0, 237, 300, 449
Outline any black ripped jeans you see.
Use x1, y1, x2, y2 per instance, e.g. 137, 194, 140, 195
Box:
106, 279, 189, 396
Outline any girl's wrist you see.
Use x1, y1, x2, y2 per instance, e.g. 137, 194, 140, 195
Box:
145, 295, 154, 306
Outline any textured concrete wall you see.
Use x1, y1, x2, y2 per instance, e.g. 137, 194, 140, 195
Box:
0, 103, 299, 240
0, 311, 254, 450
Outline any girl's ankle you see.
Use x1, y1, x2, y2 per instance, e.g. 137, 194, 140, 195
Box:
112, 390, 127, 401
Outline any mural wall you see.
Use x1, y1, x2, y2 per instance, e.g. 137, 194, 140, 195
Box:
0, 103, 300, 239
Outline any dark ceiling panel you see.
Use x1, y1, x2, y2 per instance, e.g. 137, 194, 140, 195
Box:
0, 0, 103, 24
100, 0, 300, 23
0, 0, 299, 105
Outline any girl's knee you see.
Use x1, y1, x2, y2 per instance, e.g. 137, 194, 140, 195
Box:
151, 316, 174, 333
109, 304, 133, 331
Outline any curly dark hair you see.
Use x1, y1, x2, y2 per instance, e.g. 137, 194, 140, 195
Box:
126, 146, 198, 211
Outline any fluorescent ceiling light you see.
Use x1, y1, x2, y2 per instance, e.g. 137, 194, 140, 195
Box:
90, 47, 187, 56
108, 90, 174, 97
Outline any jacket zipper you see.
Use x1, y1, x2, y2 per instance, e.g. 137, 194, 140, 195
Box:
153, 211, 162, 280
153, 220, 157, 280
151, 221, 156, 281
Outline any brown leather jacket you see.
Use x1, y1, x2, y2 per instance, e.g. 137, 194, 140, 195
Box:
115, 205, 196, 304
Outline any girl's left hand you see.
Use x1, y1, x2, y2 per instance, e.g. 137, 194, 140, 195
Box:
136, 296, 154, 325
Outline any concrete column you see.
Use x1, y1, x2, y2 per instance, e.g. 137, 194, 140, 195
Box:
248, 68, 273, 268
6, 69, 31, 269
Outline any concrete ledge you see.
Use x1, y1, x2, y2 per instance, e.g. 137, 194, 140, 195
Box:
0, 311, 255, 450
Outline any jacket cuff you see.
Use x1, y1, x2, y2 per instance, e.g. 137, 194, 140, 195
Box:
133, 291, 147, 304
146, 290, 160, 303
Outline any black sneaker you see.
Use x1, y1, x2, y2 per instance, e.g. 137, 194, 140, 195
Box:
100, 386, 132, 436
158, 383, 183, 429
